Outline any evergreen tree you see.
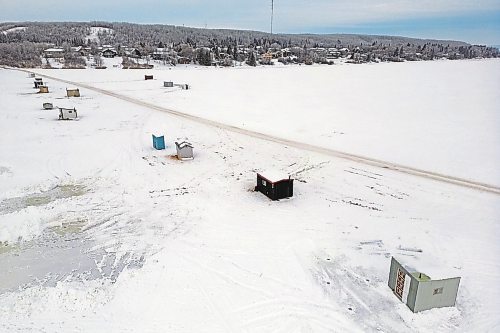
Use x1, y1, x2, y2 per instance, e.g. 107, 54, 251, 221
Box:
247, 52, 257, 66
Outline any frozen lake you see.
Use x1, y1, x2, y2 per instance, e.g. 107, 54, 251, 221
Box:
0, 60, 499, 332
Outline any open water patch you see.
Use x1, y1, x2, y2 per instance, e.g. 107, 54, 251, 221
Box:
0, 216, 145, 294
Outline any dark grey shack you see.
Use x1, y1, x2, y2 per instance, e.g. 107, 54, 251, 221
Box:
388, 257, 461, 312
255, 171, 293, 201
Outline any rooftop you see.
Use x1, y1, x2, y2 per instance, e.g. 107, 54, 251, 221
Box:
258, 169, 292, 183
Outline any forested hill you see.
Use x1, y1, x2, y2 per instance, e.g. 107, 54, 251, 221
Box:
0, 21, 476, 48
0, 21, 498, 68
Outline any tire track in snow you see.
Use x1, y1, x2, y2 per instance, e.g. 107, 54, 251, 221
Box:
23, 69, 500, 195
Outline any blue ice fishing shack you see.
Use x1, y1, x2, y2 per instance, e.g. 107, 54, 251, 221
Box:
152, 134, 166, 150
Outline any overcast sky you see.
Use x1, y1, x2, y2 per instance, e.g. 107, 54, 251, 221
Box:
1, 0, 499, 45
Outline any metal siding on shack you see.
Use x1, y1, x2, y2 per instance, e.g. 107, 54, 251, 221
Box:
175, 141, 194, 159
388, 257, 460, 313
413, 277, 461, 312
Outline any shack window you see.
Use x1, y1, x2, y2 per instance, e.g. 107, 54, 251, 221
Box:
433, 287, 443, 295
262, 180, 266, 186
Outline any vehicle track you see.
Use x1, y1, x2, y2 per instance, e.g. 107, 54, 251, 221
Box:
22, 69, 500, 195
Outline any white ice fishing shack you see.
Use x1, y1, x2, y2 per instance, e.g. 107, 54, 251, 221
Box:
388, 257, 460, 312
58, 107, 78, 120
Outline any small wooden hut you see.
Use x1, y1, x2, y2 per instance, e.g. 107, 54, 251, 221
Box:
38, 86, 49, 93
66, 88, 80, 97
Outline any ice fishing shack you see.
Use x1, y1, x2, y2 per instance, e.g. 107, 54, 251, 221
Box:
175, 141, 194, 160
38, 85, 49, 93
255, 171, 294, 201
152, 134, 166, 150
388, 257, 461, 312
66, 88, 80, 97
58, 107, 78, 120
34, 78, 44, 89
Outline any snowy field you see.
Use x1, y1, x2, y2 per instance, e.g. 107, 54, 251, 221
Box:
1, 27, 27, 35
0, 60, 499, 332
85, 27, 114, 43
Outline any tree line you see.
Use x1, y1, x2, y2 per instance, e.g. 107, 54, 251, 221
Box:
0, 21, 498, 68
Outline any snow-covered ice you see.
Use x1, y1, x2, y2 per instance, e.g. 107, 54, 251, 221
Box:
0, 60, 499, 332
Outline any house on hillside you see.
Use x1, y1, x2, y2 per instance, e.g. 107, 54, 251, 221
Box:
70, 46, 86, 56
388, 257, 461, 312
177, 57, 191, 64
125, 48, 142, 58
102, 48, 117, 58
255, 171, 294, 201
152, 48, 172, 60
43, 48, 65, 58
327, 48, 341, 58
260, 53, 273, 65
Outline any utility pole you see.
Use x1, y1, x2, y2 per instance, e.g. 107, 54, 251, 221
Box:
271, 0, 274, 34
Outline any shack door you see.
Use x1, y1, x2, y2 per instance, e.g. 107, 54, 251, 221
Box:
395, 268, 405, 299
395, 268, 411, 304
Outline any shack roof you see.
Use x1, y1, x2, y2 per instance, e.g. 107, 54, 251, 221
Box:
176, 141, 193, 149
392, 256, 461, 280
258, 170, 292, 183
